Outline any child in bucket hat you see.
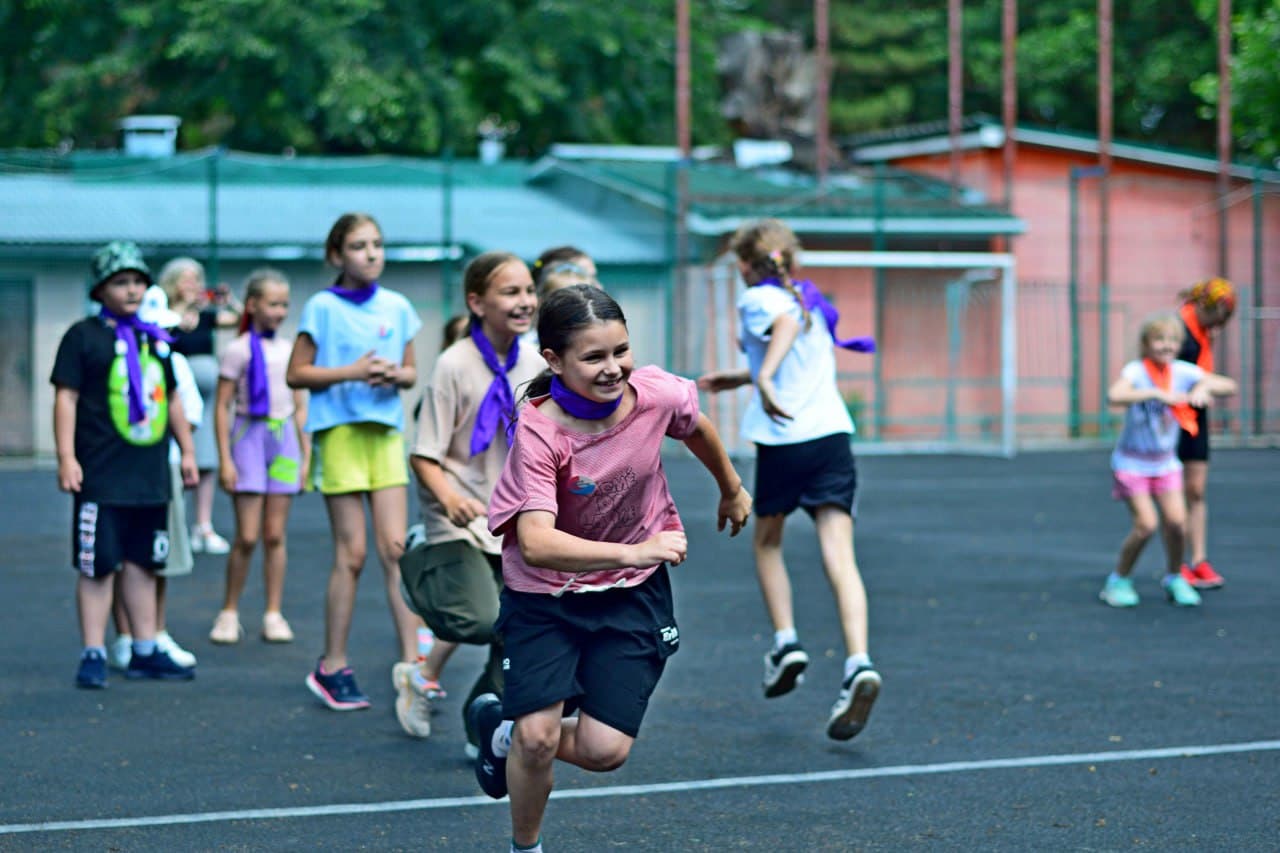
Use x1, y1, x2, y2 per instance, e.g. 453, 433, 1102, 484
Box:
51, 240, 200, 689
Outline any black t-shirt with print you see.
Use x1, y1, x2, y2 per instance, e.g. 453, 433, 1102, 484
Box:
50, 317, 177, 505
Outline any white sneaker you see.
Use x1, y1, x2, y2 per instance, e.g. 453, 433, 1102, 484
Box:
108, 634, 133, 671
392, 662, 432, 738
191, 525, 231, 555
156, 630, 198, 668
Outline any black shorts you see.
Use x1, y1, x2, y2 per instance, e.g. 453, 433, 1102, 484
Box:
1177, 408, 1210, 463
754, 432, 857, 518
72, 498, 169, 579
495, 565, 679, 738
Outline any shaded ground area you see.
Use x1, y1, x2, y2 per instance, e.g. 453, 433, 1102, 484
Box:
1, 449, 1277, 851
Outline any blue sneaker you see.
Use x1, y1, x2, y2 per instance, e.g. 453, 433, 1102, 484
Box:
125, 648, 196, 680
75, 649, 107, 689
468, 693, 508, 799
305, 658, 371, 710
1099, 575, 1140, 608
1163, 573, 1202, 607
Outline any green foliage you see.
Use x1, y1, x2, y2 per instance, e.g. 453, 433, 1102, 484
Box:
1, 0, 1275, 160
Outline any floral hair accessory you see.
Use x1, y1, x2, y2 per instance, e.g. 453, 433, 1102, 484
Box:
1188, 277, 1236, 312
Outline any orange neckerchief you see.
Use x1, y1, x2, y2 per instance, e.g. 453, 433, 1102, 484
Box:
1143, 357, 1199, 436
1180, 302, 1213, 372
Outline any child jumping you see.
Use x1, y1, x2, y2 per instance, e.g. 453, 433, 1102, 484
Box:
287, 212, 425, 713
1175, 278, 1237, 589
407, 251, 543, 743
52, 241, 200, 688
698, 217, 881, 741
210, 268, 309, 645
468, 284, 752, 853
1100, 313, 1236, 608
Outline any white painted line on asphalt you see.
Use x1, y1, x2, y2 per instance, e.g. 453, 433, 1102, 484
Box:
3, 739, 1278, 836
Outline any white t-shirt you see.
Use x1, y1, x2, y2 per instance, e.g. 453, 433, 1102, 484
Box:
1111, 359, 1204, 475
737, 284, 854, 446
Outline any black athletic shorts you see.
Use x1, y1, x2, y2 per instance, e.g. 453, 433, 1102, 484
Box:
495, 565, 679, 738
754, 432, 857, 518
1177, 407, 1210, 463
72, 498, 169, 579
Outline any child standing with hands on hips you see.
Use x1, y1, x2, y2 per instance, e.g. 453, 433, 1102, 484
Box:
698, 217, 881, 741
1100, 314, 1236, 608
52, 241, 200, 688
210, 268, 309, 645
468, 285, 752, 853
287, 213, 426, 712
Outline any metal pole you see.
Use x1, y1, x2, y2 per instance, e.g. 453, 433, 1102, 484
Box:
1068, 168, 1081, 437
873, 161, 887, 438
948, 0, 963, 199
1252, 169, 1263, 434
1217, 0, 1232, 278
206, 146, 222, 285
1001, 0, 1017, 209
815, 0, 831, 185
674, 0, 691, 373
1098, 0, 1113, 435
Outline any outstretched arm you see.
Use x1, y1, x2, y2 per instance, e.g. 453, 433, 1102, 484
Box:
682, 413, 752, 536
1187, 371, 1238, 407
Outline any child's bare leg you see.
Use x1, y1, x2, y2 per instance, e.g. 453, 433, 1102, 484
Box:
753, 514, 793, 632
1115, 494, 1158, 577
262, 494, 292, 613
194, 470, 217, 531
223, 493, 264, 611
422, 639, 458, 681
508, 708, 633, 847
1154, 488, 1188, 576
78, 575, 114, 648
1182, 461, 1209, 564
321, 492, 368, 670
117, 560, 157, 641
369, 485, 423, 663
155, 575, 168, 632
813, 506, 869, 657
111, 574, 130, 636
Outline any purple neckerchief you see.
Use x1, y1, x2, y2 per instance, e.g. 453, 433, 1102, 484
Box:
551, 375, 622, 420
99, 307, 173, 424
247, 327, 276, 418
469, 318, 520, 457
759, 277, 876, 353
327, 281, 379, 305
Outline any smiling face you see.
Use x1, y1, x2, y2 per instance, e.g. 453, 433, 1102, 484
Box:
248, 280, 290, 333
545, 319, 633, 403
97, 270, 150, 316
1142, 322, 1183, 365
329, 220, 385, 288
466, 259, 537, 344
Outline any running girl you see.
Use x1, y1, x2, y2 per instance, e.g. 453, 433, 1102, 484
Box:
468, 285, 752, 853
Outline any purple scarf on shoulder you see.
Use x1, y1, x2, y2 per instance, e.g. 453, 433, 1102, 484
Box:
246, 327, 276, 418
469, 318, 520, 456
759, 277, 876, 353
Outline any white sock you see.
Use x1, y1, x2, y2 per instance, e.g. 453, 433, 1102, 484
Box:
511, 838, 542, 853
492, 720, 514, 758
773, 628, 798, 649
844, 653, 872, 679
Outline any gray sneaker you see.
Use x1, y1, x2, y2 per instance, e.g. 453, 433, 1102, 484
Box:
826, 665, 881, 741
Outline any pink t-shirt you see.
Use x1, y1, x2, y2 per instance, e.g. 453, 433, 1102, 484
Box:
488, 365, 701, 595
218, 332, 296, 420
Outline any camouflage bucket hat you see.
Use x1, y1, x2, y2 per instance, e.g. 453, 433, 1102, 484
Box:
89, 240, 152, 298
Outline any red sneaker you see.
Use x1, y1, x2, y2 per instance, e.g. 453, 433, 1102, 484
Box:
1179, 564, 1200, 587
1189, 560, 1224, 589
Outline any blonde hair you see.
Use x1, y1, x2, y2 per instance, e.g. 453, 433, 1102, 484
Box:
730, 218, 810, 330
1138, 313, 1185, 356
157, 257, 206, 307
238, 267, 290, 332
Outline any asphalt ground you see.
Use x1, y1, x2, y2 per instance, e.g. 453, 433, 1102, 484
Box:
1, 448, 1277, 851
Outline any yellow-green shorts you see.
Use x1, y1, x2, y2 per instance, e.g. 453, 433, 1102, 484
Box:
312, 423, 408, 495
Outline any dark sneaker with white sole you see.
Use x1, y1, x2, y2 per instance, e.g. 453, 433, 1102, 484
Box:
305, 658, 371, 710
468, 693, 508, 799
762, 642, 809, 698
125, 648, 196, 681
826, 665, 881, 741
75, 649, 108, 689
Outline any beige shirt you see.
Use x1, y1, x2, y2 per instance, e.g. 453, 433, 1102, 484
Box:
412, 335, 545, 553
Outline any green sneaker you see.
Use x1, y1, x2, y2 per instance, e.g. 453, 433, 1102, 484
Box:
1099, 575, 1139, 608
1163, 573, 1202, 607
